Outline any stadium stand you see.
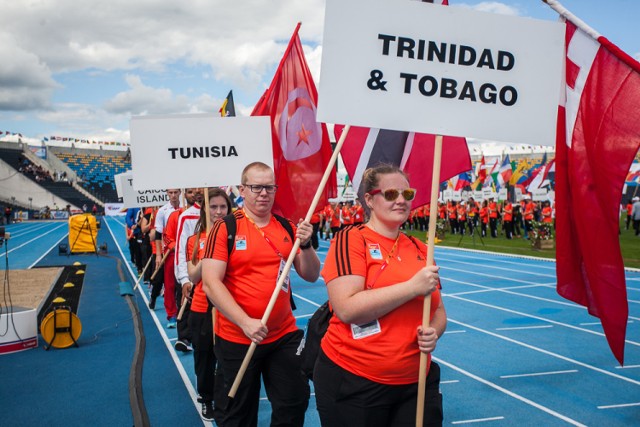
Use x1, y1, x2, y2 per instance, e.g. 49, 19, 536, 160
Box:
52, 150, 130, 203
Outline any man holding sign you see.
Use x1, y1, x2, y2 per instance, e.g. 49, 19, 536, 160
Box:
201, 162, 320, 427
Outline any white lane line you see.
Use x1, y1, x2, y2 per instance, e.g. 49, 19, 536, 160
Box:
615, 365, 640, 369
448, 295, 640, 349
597, 402, 640, 409
294, 313, 313, 319
441, 380, 460, 384
5, 223, 67, 254
452, 416, 505, 424
444, 330, 466, 335
434, 357, 586, 427
103, 217, 207, 427
496, 325, 553, 331
440, 265, 548, 286
443, 277, 578, 308
437, 255, 557, 279
445, 283, 555, 298
448, 317, 640, 386
28, 232, 69, 268
8, 222, 51, 238
500, 370, 578, 379
579, 322, 603, 326
435, 248, 557, 271
292, 292, 322, 308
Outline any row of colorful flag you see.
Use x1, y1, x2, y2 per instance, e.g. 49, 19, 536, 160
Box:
43, 136, 130, 146
447, 153, 557, 194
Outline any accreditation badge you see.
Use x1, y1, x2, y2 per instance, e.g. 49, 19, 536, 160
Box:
235, 235, 247, 251
351, 319, 382, 339
368, 243, 383, 260
278, 258, 291, 293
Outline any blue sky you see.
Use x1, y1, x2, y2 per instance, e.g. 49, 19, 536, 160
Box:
0, 0, 638, 148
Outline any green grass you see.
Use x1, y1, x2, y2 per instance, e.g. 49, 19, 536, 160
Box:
405, 219, 640, 269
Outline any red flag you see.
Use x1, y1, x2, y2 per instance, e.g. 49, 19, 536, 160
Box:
336, 126, 470, 208
251, 24, 337, 221
555, 20, 640, 365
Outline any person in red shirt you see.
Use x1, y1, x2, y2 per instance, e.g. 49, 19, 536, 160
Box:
352, 199, 365, 226
314, 165, 446, 426
479, 200, 489, 237
341, 201, 354, 229
625, 201, 633, 230
201, 162, 320, 427
523, 196, 535, 239
186, 188, 232, 422
541, 200, 554, 224
502, 201, 513, 239
488, 198, 499, 238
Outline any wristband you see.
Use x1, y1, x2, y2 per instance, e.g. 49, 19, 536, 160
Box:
300, 241, 312, 250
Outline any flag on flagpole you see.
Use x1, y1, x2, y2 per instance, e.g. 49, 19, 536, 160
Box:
219, 90, 236, 117
251, 23, 337, 222
336, 126, 471, 208
554, 12, 640, 365
454, 171, 472, 191
498, 154, 513, 187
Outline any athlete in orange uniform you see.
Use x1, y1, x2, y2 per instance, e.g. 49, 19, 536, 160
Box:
314, 165, 446, 426
201, 162, 320, 427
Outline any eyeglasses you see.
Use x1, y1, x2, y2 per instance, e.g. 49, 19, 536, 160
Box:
244, 184, 278, 194
368, 188, 417, 202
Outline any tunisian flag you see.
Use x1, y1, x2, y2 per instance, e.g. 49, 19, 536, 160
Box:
555, 20, 640, 365
336, 126, 471, 208
252, 23, 337, 221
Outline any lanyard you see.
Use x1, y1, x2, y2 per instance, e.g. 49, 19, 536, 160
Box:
243, 210, 285, 259
366, 234, 401, 289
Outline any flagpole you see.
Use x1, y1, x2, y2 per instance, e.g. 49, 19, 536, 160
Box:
416, 134, 443, 426
227, 125, 351, 399
542, 1, 600, 40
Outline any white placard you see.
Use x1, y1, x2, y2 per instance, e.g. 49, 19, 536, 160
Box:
532, 188, 550, 201
130, 114, 273, 190
114, 171, 129, 198
119, 172, 171, 208
317, 0, 564, 145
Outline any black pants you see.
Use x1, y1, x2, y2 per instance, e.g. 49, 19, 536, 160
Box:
214, 330, 309, 427
175, 282, 191, 343
311, 222, 320, 249
490, 218, 498, 238
189, 310, 218, 402
314, 350, 443, 427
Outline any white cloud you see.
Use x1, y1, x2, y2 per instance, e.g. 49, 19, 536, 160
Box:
457, 2, 521, 16
0, 33, 58, 110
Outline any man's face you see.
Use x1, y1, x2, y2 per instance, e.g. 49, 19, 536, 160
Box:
167, 189, 181, 203
240, 168, 276, 216
184, 188, 203, 206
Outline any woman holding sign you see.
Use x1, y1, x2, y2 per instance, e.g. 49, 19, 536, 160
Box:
314, 164, 447, 426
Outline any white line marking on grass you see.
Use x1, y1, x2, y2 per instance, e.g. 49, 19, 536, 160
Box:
448, 318, 640, 386
597, 402, 640, 409
496, 325, 553, 331
434, 357, 586, 426
104, 218, 207, 426
500, 370, 578, 379
451, 416, 505, 424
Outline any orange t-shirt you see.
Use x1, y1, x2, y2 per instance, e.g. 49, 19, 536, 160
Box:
503, 203, 513, 222
541, 207, 553, 223
187, 232, 209, 314
202, 210, 299, 345
320, 225, 442, 385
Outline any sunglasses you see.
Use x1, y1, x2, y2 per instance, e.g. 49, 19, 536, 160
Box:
368, 188, 417, 202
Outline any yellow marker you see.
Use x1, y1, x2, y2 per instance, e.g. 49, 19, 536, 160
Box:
53, 297, 66, 303
73, 262, 82, 266
63, 283, 75, 288
76, 270, 85, 275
